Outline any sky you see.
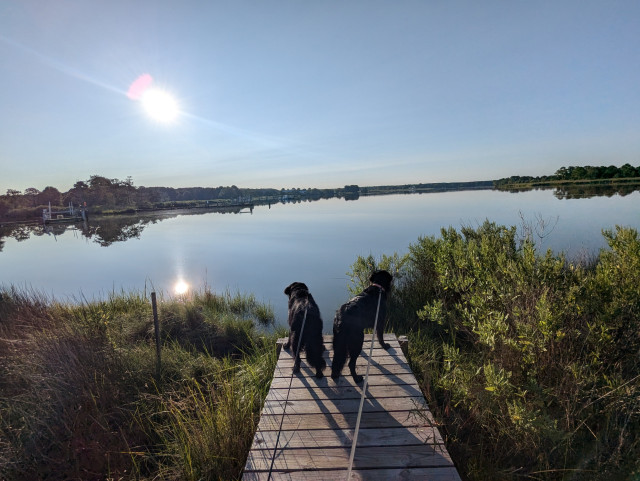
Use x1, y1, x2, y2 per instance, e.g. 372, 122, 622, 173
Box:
1, 0, 640, 193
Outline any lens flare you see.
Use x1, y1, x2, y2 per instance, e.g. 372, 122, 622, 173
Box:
127, 73, 153, 100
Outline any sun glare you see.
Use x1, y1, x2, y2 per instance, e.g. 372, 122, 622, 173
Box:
141, 88, 180, 123
174, 280, 189, 295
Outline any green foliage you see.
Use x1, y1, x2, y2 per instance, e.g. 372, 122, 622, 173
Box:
350, 221, 640, 480
346, 252, 408, 295
495, 163, 640, 187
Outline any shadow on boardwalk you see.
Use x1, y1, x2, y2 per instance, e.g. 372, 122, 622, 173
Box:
243, 335, 461, 481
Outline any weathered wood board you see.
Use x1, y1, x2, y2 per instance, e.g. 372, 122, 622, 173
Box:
242, 334, 461, 481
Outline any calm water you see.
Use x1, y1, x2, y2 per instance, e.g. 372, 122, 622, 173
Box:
1, 189, 638, 325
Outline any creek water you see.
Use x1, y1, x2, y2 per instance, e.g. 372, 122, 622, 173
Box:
1, 188, 638, 325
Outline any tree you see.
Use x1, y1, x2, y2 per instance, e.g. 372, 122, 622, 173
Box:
5, 189, 21, 207
570, 167, 587, 180
38, 186, 62, 206
620, 163, 638, 178
88, 175, 113, 188
24, 187, 41, 207
0, 197, 9, 217
554, 167, 569, 180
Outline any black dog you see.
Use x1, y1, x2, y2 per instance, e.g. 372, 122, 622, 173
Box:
284, 282, 326, 378
331, 270, 393, 383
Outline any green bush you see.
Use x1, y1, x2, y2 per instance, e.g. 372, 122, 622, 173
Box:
348, 221, 640, 480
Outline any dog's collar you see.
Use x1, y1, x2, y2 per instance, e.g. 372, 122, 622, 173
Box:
371, 283, 385, 292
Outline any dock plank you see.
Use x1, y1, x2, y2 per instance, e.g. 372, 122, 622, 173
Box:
266, 383, 424, 401
269, 373, 417, 390
250, 426, 443, 450
257, 410, 434, 431
261, 396, 429, 415
274, 362, 412, 378
244, 467, 462, 481
245, 444, 454, 471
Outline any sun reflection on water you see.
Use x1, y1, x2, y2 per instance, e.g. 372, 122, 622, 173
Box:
174, 280, 189, 296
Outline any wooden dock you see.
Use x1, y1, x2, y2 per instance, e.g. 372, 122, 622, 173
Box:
243, 334, 461, 480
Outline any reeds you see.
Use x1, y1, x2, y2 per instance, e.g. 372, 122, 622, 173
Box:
0, 287, 280, 480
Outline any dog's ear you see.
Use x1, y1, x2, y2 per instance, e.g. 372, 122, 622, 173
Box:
284, 284, 293, 296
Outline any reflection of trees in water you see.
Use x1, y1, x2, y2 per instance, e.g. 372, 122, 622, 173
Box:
84, 216, 156, 246
0, 217, 152, 249
0, 225, 44, 251
0, 207, 251, 250
343, 192, 360, 201
554, 184, 638, 199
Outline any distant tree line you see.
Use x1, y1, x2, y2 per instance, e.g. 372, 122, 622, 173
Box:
0, 175, 354, 222
0, 175, 270, 220
494, 163, 640, 187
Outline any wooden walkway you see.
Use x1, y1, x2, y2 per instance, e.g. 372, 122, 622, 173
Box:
243, 334, 461, 480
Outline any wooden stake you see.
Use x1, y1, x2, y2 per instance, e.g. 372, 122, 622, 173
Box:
151, 292, 161, 383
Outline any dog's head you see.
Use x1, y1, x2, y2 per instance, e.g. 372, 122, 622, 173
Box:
369, 270, 393, 292
284, 282, 309, 298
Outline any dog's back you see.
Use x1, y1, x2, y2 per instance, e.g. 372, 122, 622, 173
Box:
333, 285, 385, 333
284, 282, 326, 378
288, 288, 322, 342
331, 270, 393, 382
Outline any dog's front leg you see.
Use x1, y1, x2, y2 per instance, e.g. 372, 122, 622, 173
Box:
293, 356, 301, 373
376, 321, 391, 350
283, 331, 292, 350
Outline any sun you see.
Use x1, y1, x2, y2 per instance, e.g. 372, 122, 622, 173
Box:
141, 88, 180, 123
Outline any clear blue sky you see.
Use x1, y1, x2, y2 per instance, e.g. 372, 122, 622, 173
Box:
1, 0, 639, 193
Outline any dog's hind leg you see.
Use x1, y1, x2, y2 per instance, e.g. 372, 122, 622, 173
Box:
307, 343, 326, 379
348, 332, 365, 383
331, 329, 347, 381
289, 331, 302, 373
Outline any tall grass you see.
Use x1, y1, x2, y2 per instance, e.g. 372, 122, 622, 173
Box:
348, 222, 640, 480
0, 287, 281, 480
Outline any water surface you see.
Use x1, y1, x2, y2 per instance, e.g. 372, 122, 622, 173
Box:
1, 189, 638, 325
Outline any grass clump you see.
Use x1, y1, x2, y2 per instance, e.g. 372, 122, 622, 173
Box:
0, 287, 279, 480
348, 221, 640, 480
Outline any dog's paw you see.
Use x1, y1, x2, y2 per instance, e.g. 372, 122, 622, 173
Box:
292, 364, 301, 374
331, 372, 340, 381
283, 341, 291, 350
353, 374, 364, 384
315, 370, 324, 379
381, 342, 391, 350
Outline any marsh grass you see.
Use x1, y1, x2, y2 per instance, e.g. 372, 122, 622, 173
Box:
0, 286, 280, 480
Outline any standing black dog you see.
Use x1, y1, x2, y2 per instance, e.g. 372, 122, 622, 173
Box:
284, 282, 326, 378
331, 270, 393, 383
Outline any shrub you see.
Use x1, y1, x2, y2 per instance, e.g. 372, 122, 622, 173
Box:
348, 222, 640, 480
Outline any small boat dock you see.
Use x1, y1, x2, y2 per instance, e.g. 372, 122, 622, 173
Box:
243, 333, 461, 480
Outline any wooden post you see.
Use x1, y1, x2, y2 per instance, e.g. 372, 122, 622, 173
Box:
276, 337, 288, 356
151, 292, 161, 383
398, 335, 409, 357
